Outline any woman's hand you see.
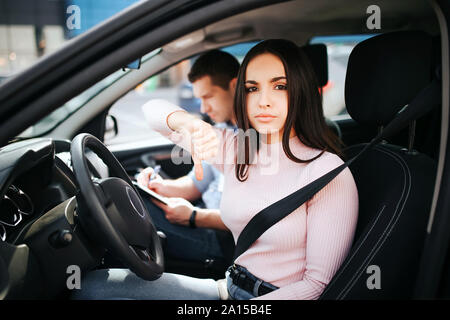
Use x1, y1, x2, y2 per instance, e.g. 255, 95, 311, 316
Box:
168, 112, 219, 180
151, 197, 195, 226
190, 120, 220, 181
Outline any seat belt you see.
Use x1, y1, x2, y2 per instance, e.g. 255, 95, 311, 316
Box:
233, 71, 441, 261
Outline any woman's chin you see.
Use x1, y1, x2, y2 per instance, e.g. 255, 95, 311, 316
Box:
255, 125, 279, 133
257, 130, 283, 143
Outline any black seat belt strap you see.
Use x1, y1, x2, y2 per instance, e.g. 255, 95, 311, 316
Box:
233, 73, 441, 261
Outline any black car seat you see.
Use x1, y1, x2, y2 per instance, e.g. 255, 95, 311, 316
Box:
388, 35, 442, 161
301, 43, 328, 87
319, 31, 439, 299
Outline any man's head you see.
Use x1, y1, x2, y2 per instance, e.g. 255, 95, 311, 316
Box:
188, 50, 239, 123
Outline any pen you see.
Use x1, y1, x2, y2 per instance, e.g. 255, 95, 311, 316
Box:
150, 165, 161, 181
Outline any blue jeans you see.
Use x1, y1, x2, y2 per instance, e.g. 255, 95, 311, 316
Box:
141, 194, 234, 264
70, 268, 264, 300
71, 268, 221, 300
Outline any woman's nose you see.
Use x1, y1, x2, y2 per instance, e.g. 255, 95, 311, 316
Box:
258, 88, 272, 108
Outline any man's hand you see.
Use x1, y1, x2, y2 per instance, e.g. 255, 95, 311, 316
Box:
151, 197, 195, 227
136, 167, 172, 197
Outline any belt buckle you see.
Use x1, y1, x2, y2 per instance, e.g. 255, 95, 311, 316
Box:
231, 264, 241, 274
230, 264, 246, 288
229, 264, 239, 281
229, 264, 275, 297
231, 265, 254, 294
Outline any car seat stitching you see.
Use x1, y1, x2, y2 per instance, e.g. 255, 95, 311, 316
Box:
321, 144, 392, 295
338, 149, 406, 299
319, 145, 408, 297
338, 147, 412, 299
335, 148, 409, 299
321, 204, 386, 295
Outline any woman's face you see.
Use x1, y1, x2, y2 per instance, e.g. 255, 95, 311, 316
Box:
245, 53, 293, 143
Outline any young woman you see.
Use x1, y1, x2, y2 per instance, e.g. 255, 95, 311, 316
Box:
73, 39, 358, 300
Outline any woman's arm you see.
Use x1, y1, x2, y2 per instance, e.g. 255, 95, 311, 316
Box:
142, 99, 220, 180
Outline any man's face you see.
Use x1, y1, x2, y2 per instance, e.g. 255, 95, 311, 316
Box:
192, 75, 235, 123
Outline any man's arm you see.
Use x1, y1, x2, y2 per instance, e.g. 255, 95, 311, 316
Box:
195, 208, 228, 230
150, 197, 229, 231
159, 175, 202, 202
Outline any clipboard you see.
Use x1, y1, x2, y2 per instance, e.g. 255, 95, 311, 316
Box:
132, 181, 170, 205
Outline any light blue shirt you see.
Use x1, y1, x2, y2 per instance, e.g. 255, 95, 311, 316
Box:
188, 162, 224, 209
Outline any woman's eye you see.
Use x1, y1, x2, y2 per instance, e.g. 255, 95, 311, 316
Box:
245, 86, 258, 93
275, 84, 288, 90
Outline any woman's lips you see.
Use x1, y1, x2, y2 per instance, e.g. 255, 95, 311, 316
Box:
255, 114, 277, 122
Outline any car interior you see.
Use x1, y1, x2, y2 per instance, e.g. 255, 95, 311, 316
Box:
0, 0, 449, 300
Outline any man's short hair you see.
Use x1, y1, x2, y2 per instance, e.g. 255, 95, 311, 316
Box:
188, 50, 240, 90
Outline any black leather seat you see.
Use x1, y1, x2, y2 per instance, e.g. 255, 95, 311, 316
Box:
320, 31, 439, 299
301, 43, 328, 87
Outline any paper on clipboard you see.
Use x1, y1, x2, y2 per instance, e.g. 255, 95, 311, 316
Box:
132, 181, 169, 205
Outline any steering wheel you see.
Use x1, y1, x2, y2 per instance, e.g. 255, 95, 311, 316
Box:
70, 133, 164, 280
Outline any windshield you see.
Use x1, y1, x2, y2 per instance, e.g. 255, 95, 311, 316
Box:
16, 69, 127, 138
16, 48, 161, 139
2, 0, 155, 139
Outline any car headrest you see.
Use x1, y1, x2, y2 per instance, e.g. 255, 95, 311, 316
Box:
345, 31, 433, 127
300, 44, 328, 87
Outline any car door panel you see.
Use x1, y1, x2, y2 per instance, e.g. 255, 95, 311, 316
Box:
111, 144, 193, 180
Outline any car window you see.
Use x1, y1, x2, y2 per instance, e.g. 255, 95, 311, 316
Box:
0, 0, 142, 78
309, 34, 377, 121
105, 41, 259, 146
15, 48, 160, 139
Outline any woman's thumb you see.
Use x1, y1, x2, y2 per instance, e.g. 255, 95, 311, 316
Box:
192, 155, 203, 181
191, 121, 204, 181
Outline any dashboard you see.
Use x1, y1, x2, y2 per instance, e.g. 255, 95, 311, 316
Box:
0, 138, 104, 299
1, 184, 35, 243
0, 139, 76, 245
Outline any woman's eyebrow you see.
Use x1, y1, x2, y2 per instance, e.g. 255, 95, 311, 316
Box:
270, 76, 287, 82
245, 76, 286, 84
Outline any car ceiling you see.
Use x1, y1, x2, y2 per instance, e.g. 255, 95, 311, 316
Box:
200, 0, 438, 47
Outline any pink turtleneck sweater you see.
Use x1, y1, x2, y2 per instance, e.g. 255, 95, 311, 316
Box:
143, 100, 359, 300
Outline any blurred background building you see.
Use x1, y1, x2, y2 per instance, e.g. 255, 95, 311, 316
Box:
0, 0, 141, 80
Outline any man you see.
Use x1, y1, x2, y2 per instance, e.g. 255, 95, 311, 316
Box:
137, 50, 239, 267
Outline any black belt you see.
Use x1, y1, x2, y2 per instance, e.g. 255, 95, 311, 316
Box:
228, 264, 277, 297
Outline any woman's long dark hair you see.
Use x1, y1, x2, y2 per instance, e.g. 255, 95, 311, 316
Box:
234, 39, 344, 182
